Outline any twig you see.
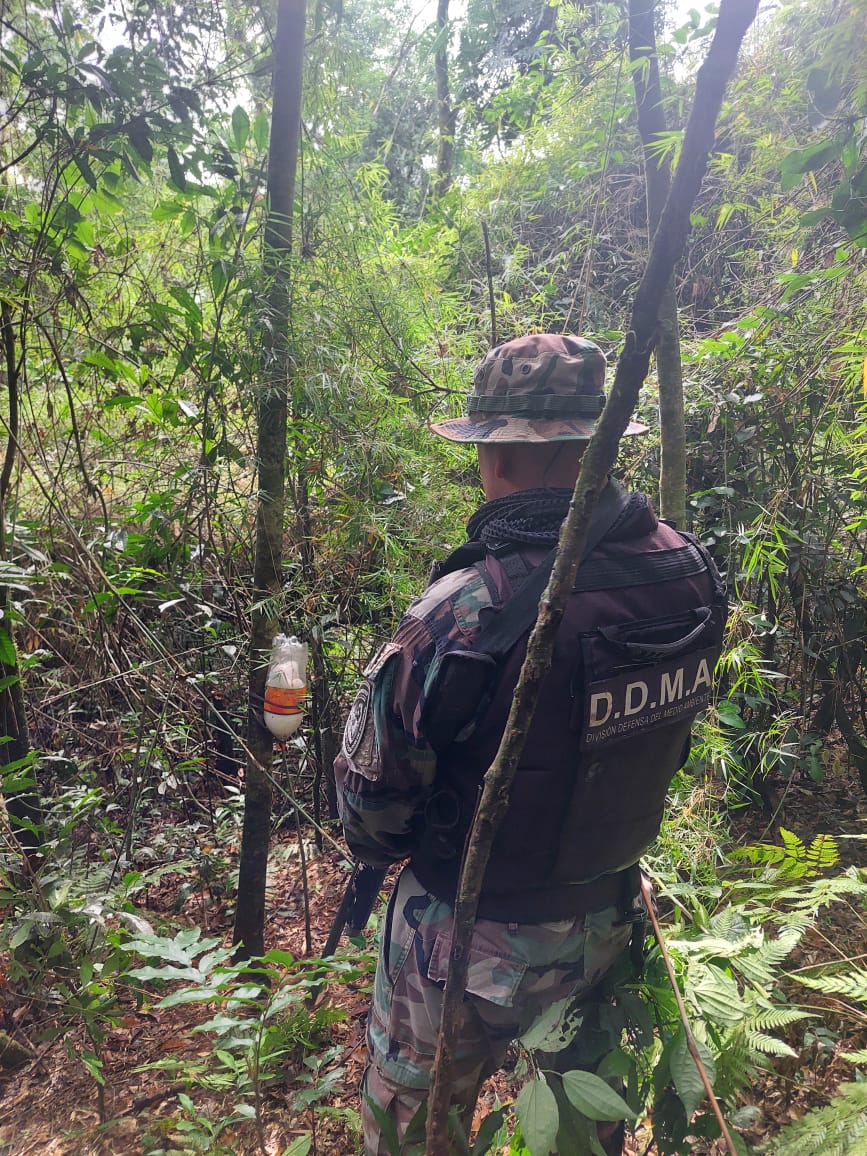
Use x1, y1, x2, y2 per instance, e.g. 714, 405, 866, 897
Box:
35, 319, 110, 531
130, 1082, 187, 1112
640, 876, 739, 1155
284, 746, 313, 955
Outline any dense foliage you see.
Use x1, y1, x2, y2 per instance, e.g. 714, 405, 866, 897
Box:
0, 0, 865, 1151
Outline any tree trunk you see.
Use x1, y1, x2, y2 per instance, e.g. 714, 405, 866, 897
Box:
0, 302, 41, 852
434, 0, 456, 198
425, 0, 759, 1146
628, 0, 686, 528
233, 0, 307, 959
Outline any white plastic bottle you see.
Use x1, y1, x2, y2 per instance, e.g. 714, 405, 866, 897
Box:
263, 634, 308, 739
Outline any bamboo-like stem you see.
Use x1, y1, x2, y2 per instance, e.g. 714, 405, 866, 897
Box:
425, 2, 759, 1149
481, 219, 497, 349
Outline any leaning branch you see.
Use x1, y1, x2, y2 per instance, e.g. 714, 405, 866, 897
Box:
425, 1, 759, 1150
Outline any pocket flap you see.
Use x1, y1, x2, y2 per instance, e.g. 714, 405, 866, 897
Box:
427, 931, 526, 1007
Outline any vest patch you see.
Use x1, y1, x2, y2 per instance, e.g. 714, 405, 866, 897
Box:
582, 645, 718, 748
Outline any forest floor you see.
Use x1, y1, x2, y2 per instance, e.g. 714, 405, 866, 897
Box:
0, 767, 865, 1156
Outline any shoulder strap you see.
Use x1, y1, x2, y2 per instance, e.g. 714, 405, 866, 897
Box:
427, 540, 487, 585
472, 479, 630, 661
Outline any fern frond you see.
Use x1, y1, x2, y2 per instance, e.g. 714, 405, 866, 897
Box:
756, 874, 867, 920
792, 968, 867, 1005
733, 931, 802, 984
804, 833, 839, 872
779, 827, 807, 862
708, 906, 751, 941
841, 1048, 867, 1063
771, 1081, 867, 1155
743, 1029, 799, 1058
732, 830, 838, 881
745, 1007, 812, 1032
711, 1035, 766, 1100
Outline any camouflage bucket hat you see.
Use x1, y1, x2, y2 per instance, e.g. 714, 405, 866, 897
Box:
430, 333, 648, 443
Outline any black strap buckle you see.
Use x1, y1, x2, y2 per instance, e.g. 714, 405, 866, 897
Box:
613, 903, 648, 927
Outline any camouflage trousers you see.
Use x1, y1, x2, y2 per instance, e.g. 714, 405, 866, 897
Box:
360, 866, 635, 1156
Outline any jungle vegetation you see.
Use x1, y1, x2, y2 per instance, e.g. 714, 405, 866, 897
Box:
0, 0, 865, 1151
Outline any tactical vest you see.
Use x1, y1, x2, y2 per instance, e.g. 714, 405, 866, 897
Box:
410, 508, 727, 922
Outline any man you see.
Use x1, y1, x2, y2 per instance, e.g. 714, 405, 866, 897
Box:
335, 333, 727, 1155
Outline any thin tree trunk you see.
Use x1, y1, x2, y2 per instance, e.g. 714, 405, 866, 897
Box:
629, 0, 686, 528
434, 0, 456, 198
425, 1, 759, 1146
0, 302, 40, 850
233, 0, 307, 959
295, 469, 340, 836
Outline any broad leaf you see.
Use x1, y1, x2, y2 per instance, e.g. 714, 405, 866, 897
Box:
670, 1029, 716, 1118
231, 106, 250, 151
515, 1078, 559, 1156
560, 1069, 636, 1123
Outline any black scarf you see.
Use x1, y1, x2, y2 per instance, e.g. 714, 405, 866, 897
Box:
466, 488, 574, 548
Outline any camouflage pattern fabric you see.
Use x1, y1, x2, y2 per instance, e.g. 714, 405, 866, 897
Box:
361, 867, 634, 1155
336, 557, 506, 869
429, 333, 648, 443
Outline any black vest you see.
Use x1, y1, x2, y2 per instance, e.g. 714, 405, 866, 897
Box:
410, 499, 727, 921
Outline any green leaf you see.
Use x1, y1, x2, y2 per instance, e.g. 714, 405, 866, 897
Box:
0, 628, 16, 665
780, 138, 844, 191
690, 966, 744, 1027
127, 117, 153, 164
262, 948, 297, 966
211, 259, 227, 298
167, 146, 186, 190
717, 701, 746, 730
282, 1136, 313, 1156
74, 153, 98, 189
254, 110, 270, 151
472, 1107, 506, 1155
670, 1030, 715, 1118
80, 1049, 105, 1085
515, 1078, 559, 1156
153, 200, 185, 222
231, 106, 250, 151
560, 1070, 636, 1123
9, 922, 33, 950
127, 964, 204, 983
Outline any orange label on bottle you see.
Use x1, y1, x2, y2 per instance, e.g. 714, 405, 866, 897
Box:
264, 685, 306, 715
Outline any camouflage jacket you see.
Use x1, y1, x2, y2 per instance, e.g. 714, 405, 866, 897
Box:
334, 553, 512, 869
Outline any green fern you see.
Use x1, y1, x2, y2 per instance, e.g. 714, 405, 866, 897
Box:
745, 1006, 812, 1033
743, 1029, 798, 1058
792, 967, 867, 1007
739, 872, 867, 924
708, 1033, 763, 1101
731, 930, 803, 985
733, 829, 839, 881
770, 1081, 867, 1155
